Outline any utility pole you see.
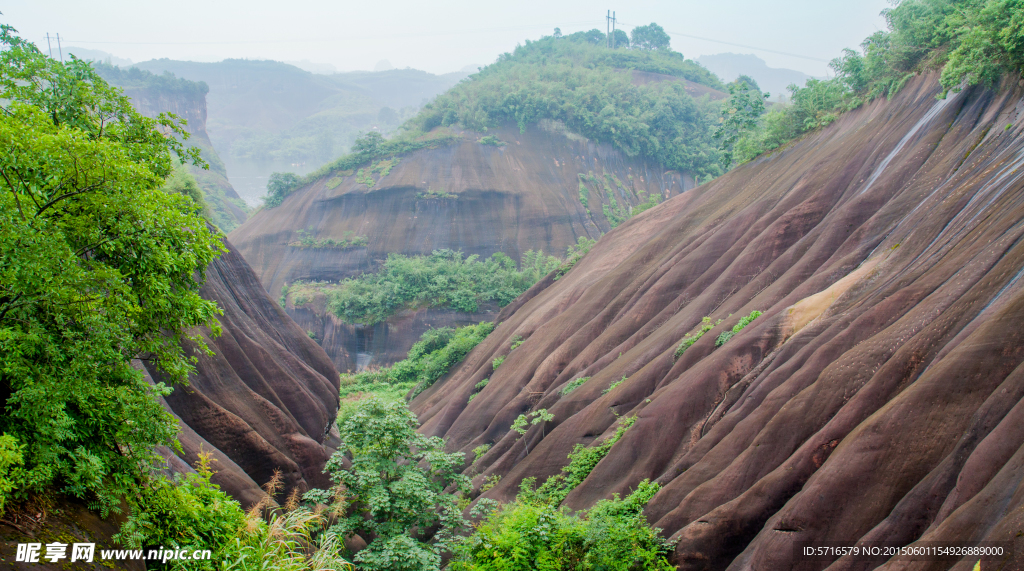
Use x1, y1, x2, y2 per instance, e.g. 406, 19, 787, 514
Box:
56, 33, 63, 62
46, 33, 53, 58
606, 10, 611, 48
612, 11, 617, 49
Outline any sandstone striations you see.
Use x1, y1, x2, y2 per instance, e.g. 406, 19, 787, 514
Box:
411, 74, 1024, 570
230, 124, 694, 370
144, 240, 340, 505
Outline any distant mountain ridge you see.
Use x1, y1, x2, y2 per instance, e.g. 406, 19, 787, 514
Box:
697, 52, 812, 99
129, 59, 470, 203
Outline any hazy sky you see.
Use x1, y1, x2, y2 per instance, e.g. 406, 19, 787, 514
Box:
3, 1, 891, 77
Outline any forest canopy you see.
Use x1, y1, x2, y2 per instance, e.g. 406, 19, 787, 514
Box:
405, 29, 727, 180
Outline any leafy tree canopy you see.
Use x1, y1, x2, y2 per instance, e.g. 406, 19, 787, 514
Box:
408, 33, 725, 179
0, 24, 224, 514
630, 23, 672, 51
324, 398, 470, 571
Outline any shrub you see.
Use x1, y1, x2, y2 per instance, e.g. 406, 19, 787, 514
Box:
325, 398, 469, 571
313, 249, 561, 325
715, 310, 763, 347
115, 453, 247, 562
560, 376, 590, 396
450, 477, 672, 571
535, 416, 635, 506
674, 316, 721, 358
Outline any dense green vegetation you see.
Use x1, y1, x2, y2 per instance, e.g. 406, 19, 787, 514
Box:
321, 398, 469, 570
729, 0, 1024, 166
338, 322, 495, 416
451, 480, 673, 571
451, 412, 672, 570
0, 25, 224, 517
287, 249, 562, 325
407, 30, 726, 180
0, 26, 357, 570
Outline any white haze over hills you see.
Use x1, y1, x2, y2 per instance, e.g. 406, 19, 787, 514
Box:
697, 53, 814, 101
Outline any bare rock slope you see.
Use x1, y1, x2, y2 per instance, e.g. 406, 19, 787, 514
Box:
411, 74, 1024, 570
230, 124, 695, 370
144, 239, 340, 505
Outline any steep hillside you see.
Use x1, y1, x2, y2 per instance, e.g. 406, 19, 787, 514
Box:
230, 124, 692, 371
94, 64, 249, 231
411, 73, 1024, 569
130, 59, 469, 202
229, 33, 728, 372
144, 238, 341, 506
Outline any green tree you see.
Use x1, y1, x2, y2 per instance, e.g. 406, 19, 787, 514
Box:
716, 78, 767, 168
630, 23, 672, 51
264, 171, 302, 207
0, 25, 225, 513
325, 398, 470, 571
611, 29, 630, 49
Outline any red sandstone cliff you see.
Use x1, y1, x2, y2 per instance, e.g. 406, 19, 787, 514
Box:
412, 74, 1024, 570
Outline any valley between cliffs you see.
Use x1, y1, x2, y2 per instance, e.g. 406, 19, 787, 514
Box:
411, 74, 1024, 570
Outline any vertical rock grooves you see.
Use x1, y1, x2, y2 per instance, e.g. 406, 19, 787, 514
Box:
144, 239, 340, 505
410, 74, 1024, 569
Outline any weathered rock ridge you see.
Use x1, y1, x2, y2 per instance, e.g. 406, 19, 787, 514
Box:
411, 74, 1024, 570
104, 71, 249, 231
230, 124, 693, 370
144, 239, 340, 505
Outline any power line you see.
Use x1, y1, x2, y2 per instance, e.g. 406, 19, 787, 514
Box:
617, 20, 830, 63
61, 21, 603, 46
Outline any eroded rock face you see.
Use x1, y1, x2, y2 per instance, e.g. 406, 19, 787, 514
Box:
230, 124, 693, 368
144, 239, 340, 504
411, 74, 1024, 569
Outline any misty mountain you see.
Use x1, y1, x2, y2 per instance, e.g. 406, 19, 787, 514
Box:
125, 58, 470, 203
62, 46, 133, 67
697, 52, 812, 100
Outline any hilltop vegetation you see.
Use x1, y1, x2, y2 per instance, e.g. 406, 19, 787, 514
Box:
407, 29, 726, 180
729, 0, 1024, 166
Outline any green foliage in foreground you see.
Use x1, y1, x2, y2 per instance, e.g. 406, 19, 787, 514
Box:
408, 33, 725, 180
715, 310, 763, 347
730, 0, 1024, 166
292, 249, 560, 326
324, 398, 470, 571
0, 25, 225, 514
451, 478, 672, 571
337, 322, 495, 421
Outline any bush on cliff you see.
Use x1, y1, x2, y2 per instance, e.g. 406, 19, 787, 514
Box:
407, 33, 726, 180
731, 0, 1024, 165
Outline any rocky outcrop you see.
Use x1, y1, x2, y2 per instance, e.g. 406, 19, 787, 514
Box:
411, 74, 1024, 569
230, 123, 695, 368
144, 239, 340, 505
99, 67, 249, 232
